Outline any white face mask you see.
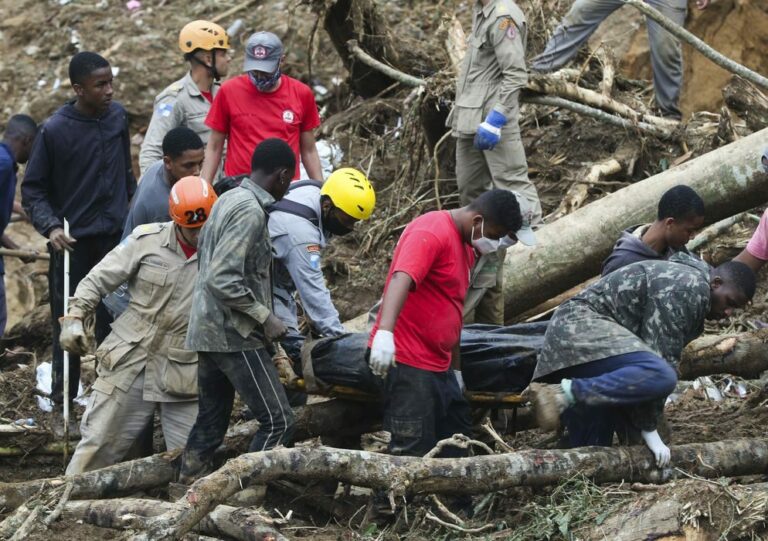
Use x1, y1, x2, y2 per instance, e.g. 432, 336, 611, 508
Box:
471, 219, 500, 255
498, 235, 517, 249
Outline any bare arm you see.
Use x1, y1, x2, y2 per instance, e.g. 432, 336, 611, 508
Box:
200, 129, 226, 183
733, 248, 766, 274
377, 271, 413, 332
299, 130, 324, 181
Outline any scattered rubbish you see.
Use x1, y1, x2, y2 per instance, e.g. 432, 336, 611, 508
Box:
24, 45, 40, 56
693, 376, 724, 402
227, 19, 245, 41
299, 139, 343, 180
36, 79, 46, 89
58, 0, 71, 4
35, 362, 87, 412
52, 77, 61, 91
126, 0, 141, 11
70, 29, 81, 49
112, 66, 120, 77
14, 418, 35, 427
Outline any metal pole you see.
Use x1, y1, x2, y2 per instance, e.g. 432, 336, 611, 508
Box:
63, 218, 70, 461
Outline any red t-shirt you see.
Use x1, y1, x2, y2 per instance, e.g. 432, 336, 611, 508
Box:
369, 211, 475, 372
177, 234, 197, 259
200, 90, 213, 104
205, 74, 321, 179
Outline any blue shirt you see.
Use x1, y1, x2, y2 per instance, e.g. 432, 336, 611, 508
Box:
121, 160, 171, 239
0, 143, 17, 275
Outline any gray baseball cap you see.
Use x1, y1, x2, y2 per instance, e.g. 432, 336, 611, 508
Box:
243, 31, 283, 73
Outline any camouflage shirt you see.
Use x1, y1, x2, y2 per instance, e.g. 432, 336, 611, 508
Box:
186, 179, 275, 352
534, 253, 712, 381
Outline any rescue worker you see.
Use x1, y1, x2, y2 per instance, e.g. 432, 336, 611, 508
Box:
734, 148, 768, 274
180, 138, 296, 484
368, 189, 529, 458
448, 0, 542, 325
529, 254, 754, 467
531, 0, 710, 119
199, 31, 323, 182
269, 167, 376, 358
139, 20, 231, 176
463, 192, 536, 324
448, 0, 542, 220
60, 176, 217, 474
601, 185, 704, 276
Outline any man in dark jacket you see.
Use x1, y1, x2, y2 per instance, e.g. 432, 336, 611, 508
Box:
21, 52, 136, 422
601, 185, 704, 276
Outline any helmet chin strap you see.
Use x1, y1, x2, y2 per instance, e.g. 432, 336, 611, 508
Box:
191, 52, 219, 81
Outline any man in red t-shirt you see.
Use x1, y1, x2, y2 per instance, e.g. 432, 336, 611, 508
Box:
368, 189, 532, 457
200, 31, 323, 182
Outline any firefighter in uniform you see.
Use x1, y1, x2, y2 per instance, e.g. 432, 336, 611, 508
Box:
139, 20, 231, 176
269, 168, 376, 357
60, 177, 217, 474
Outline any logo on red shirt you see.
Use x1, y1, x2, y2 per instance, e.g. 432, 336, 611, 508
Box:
282, 110, 295, 123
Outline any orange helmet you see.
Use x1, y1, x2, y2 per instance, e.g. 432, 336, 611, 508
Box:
179, 20, 230, 53
169, 176, 218, 229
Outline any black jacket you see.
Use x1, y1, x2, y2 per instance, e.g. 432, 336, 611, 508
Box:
22, 101, 136, 239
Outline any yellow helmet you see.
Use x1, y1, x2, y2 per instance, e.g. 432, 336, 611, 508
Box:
320, 168, 376, 221
179, 20, 230, 53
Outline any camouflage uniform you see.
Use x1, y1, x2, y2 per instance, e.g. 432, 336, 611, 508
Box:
181, 179, 295, 479
138, 72, 223, 177
535, 253, 711, 431
448, 0, 542, 222
65, 222, 200, 474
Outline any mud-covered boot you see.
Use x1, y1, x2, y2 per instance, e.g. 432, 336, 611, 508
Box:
528, 382, 570, 432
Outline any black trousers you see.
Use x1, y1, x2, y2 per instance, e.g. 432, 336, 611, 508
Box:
48, 234, 120, 405
181, 348, 296, 479
384, 363, 472, 457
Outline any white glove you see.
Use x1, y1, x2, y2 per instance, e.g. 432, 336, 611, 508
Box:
59, 316, 88, 355
641, 429, 671, 468
453, 370, 465, 392
369, 330, 395, 378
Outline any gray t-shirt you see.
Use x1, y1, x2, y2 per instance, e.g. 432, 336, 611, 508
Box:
121, 159, 171, 239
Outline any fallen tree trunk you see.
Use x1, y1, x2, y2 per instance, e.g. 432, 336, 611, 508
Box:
679, 328, 768, 380
133, 438, 768, 540
63, 499, 287, 541
502, 127, 768, 319
0, 450, 181, 512
723, 75, 768, 132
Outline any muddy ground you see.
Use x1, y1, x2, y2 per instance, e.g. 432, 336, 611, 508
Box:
1, 0, 768, 539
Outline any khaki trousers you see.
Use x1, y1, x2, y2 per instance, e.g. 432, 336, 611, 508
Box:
66, 369, 198, 474
454, 133, 542, 224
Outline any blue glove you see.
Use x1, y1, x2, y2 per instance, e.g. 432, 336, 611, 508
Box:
473, 110, 507, 150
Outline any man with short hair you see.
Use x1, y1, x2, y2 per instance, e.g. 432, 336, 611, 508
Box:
530, 255, 754, 466
125, 127, 205, 236
22, 52, 136, 416
199, 31, 323, 183
60, 176, 217, 474
0, 114, 38, 337
368, 189, 531, 457
180, 138, 297, 483
139, 20, 230, 176
601, 185, 705, 276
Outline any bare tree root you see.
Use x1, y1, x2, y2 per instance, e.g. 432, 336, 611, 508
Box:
133, 438, 768, 540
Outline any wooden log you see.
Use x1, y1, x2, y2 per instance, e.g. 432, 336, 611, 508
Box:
0, 450, 181, 512
63, 499, 287, 541
679, 328, 768, 380
502, 127, 768, 320
723, 75, 768, 132
133, 438, 768, 540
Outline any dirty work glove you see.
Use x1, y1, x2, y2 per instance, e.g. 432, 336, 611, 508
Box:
453, 370, 465, 392
641, 429, 671, 468
473, 110, 507, 151
272, 344, 299, 385
263, 313, 288, 342
369, 330, 396, 378
59, 316, 88, 355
